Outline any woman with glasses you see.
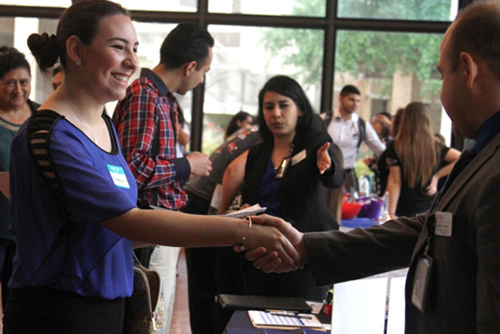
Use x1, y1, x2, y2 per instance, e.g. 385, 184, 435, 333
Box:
0, 47, 39, 328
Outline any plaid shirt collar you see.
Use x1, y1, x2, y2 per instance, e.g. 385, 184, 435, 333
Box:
140, 68, 172, 97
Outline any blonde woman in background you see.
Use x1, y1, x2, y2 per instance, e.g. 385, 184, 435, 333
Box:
385, 102, 460, 217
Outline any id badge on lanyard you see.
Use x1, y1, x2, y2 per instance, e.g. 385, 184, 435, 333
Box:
411, 254, 433, 312
411, 211, 453, 313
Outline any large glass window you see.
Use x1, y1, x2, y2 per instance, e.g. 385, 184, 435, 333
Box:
333, 30, 451, 173
208, 0, 326, 17
203, 25, 324, 153
0, 0, 69, 7
1, 0, 460, 154
337, 0, 458, 21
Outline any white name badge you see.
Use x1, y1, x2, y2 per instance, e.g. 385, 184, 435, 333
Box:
108, 165, 130, 189
435, 211, 453, 237
291, 149, 307, 166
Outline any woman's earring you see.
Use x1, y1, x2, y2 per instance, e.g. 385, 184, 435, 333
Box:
75, 59, 82, 66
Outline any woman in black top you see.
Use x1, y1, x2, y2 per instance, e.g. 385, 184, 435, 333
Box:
385, 102, 460, 217
240, 75, 344, 301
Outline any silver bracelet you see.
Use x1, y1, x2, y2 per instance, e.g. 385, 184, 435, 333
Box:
242, 216, 252, 242
239, 216, 252, 251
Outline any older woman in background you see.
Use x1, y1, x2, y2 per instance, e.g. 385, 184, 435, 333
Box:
0, 46, 38, 329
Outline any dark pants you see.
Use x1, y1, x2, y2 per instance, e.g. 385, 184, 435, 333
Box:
213, 247, 246, 334
0, 238, 15, 310
183, 191, 246, 334
182, 192, 216, 334
4, 287, 125, 334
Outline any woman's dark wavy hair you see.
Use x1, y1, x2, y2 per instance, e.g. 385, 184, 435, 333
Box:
27, 0, 129, 72
0, 46, 31, 80
257, 75, 314, 142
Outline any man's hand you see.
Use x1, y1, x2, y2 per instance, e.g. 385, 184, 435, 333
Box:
317, 142, 332, 174
186, 152, 212, 176
235, 214, 307, 273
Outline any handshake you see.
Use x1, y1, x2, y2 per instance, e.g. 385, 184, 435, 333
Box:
235, 214, 307, 274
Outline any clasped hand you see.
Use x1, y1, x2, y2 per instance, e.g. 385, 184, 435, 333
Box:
234, 214, 306, 274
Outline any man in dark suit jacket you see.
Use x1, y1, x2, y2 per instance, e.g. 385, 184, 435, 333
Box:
244, 2, 500, 333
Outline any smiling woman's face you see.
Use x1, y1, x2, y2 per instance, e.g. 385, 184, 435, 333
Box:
77, 14, 139, 103
0, 67, 31, 112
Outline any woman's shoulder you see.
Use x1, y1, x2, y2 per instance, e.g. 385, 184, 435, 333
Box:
28, 109, 66, 135
385, 141, 399, 164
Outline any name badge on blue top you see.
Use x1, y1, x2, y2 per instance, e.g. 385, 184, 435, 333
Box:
107, 165, 130, 189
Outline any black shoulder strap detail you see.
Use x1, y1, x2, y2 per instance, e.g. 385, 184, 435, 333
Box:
357, 117, 366, 149
27, 110, 74, 236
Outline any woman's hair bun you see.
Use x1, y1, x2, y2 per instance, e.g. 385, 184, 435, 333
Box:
27, 33, 59, 71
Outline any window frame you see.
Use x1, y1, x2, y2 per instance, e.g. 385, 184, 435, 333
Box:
0, 0, 474, 151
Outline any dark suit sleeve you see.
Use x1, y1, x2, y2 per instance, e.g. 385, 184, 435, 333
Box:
305, 214, 425, 286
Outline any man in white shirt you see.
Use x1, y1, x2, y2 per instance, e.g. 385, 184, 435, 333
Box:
321, 85, 386, 195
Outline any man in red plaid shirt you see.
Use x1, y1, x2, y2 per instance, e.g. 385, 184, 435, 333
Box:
113, 23, 214, 334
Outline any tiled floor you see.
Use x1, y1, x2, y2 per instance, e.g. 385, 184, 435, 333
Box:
169, 248, 192, 334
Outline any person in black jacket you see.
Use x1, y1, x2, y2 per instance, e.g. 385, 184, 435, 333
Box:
239, 75, 344, 301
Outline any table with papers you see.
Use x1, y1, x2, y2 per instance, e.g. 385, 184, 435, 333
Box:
224, 310, 328, 334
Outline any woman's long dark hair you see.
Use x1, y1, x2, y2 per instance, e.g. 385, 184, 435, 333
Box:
257, 75, 314, 142
224, 111, 252, 139
394, 102, 438, 188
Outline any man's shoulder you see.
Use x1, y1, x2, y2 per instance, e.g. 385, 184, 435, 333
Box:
118, 76, 162, 107
128, 75, 158, 95
351, 112, 362, 122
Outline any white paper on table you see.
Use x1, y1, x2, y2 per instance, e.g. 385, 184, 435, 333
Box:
386, 276, 406, 334
222, 204, 266, 218
248, 310, 323, 328
331, 277, 388, 334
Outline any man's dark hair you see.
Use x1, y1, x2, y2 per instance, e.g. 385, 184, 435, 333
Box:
160, 23, 214, 70
340, 84, 361, 97
449, 0, 500, 81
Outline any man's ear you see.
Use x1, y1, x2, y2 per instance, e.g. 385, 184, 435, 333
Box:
66, 35, 83, 65
460, 51, 478, 89
183, 61, 197, 77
